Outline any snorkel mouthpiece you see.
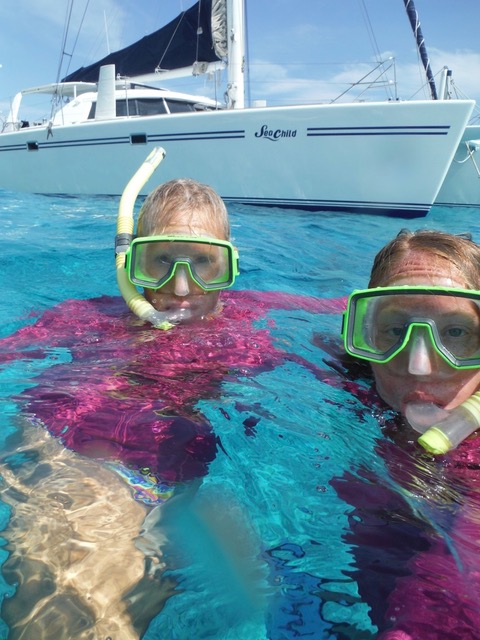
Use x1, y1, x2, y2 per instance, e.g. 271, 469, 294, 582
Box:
406, 392, 480, 454
405, 402, 450, 434
115, 147, 182, 330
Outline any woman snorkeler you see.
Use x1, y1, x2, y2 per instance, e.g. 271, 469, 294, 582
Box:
333, 229, 480, 640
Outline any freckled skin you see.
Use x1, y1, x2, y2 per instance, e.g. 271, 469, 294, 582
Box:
371, 250, 480, 412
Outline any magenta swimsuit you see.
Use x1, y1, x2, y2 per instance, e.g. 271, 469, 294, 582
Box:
1, 290, 341, 501
4, 290, 478, 636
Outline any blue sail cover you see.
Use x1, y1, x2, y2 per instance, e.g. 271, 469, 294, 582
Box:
62, 0, 220, 83
403, 0, 438, 100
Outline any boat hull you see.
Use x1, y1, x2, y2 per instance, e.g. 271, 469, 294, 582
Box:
435, 124, 480, 208
0, 100, 474, 217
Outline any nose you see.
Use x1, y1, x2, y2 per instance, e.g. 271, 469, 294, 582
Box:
407, 331, 434, 376
172, 264, 191, 297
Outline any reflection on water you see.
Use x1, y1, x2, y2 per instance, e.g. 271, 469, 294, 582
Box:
0, 421, 163, 639
1, 192, 480, 638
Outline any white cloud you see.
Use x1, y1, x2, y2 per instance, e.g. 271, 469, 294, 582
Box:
248, 49, 480, 107
248, 58, 398, 105
429, 48, 480, 102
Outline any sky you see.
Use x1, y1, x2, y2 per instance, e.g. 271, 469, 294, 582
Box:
1, 0, 480, 123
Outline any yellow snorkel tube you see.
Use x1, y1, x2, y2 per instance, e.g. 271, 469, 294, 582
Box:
115, 147, 175, 330
405, 392, 480, 455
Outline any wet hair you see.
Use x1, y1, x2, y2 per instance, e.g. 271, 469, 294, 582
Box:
137, 178, 230, 239
369, 229, 480, 289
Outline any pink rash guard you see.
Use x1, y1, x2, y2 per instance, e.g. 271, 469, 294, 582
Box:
1, 290, 344, 498
331, 393, 480, 640
311, 334, 480, 639
375, 437, 480, 640
4, 289, 480, 631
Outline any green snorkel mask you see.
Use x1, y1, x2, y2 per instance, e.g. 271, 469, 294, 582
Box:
124, 236, 239, 292
342, 285, 480, 369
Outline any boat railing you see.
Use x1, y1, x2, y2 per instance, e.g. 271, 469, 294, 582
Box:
330, 58, 398, 104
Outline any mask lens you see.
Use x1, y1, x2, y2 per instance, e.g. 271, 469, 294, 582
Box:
350, 295, 408, 356
346, 288, 480, 367
128, 238, 234, 290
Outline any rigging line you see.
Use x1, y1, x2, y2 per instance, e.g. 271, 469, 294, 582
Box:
358, 0, 395, 100
50, 0, 75, 123
354, 64, 396, 102
244, 0, 251, 107
358, 0, 383, 64
55, 0, 75, 86
329, 60, 387, 103
104, 10, 111, 55
62, 0, 92, 80
157, 11, 186, 69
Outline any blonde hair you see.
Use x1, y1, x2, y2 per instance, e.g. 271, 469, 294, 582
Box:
369, 229, 480, 289
137, 178, 230, 239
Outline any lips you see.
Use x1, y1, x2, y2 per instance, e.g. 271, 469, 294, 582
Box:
404, 390, 440, 403
402, 390, 445, 411
165, 301, 192, 310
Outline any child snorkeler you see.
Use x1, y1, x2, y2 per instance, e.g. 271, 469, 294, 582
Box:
331, 229, 480, 640
0, 150, 343, 638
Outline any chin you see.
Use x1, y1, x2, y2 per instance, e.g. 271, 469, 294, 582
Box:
384, 397, 403, 413
373, 382, 402, 412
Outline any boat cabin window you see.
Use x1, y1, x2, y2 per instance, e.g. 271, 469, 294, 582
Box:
117, 99, 169, 117
164, 100, 196, 114
86, 97, 212, 120
87, 98, 169, 119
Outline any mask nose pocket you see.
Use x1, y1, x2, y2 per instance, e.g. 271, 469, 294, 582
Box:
407, 329, 434, 375
172, 264, 191, 296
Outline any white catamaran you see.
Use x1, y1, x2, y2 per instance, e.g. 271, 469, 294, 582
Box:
401, 0, 480, 209
0, 0, 474, 217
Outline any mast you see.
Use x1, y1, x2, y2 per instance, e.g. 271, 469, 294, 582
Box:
226, 0, 245, 109
403, 0, 438, 100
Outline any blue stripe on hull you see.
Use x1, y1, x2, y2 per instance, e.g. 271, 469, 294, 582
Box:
221, 197, 429, 218
0, 124, 453, 152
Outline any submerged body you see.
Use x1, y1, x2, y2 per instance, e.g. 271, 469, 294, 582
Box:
0, 288, 340, 638
2, 291, 340, 492
0, 426, 164, 640
3, 287, 480, 636
333, 407, 480, 640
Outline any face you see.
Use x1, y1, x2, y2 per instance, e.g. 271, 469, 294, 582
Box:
371, 250, 480, 412
143, 223, 225, 322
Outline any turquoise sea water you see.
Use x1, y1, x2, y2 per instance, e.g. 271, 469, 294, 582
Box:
1, 190, 480, 639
